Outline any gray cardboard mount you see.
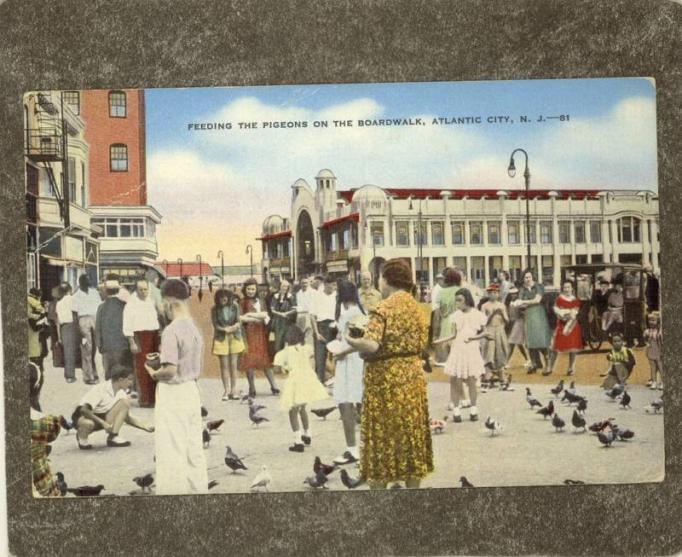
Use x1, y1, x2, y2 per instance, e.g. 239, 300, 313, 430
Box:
1, 1, 681, 555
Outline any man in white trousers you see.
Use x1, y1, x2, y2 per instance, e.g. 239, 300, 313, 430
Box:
145, 278, 208, 495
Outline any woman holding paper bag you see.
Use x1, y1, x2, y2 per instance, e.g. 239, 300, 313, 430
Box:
546, 280, 583, 376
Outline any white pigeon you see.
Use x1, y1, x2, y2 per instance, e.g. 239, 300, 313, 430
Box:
250, 465, 272, 492
484, 416, 503, 436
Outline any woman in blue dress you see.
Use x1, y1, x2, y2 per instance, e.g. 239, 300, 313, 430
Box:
516, 270, 552, 374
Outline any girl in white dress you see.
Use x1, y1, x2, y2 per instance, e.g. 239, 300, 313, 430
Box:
274, 325, 329, 452
433, 288, 490, 422
330, 280, 366, 465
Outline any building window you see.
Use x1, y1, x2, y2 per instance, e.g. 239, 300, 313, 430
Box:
527, 222, 537, 244
541, 255, 554, 285
560, 254, 572, 267
452, 256, 467, 277
283, 241, 289, 257
617, 217, 641, 243
591, 253, 603, 264
431, 222, 445, 246
396, 222, 410, 246
574, 221, 586, 244
330, 231, 338, 252
370, 222, 384, 246
80, 161, 87, 207
63, 91, 80, 115
576, 254, 588, 264
508, 256, 522, 283
109, 91, 127, 117
540, 221, 552, 244
350, 224, 358, 249
559, 221, 571, 244
590, 220, 602, 243
413, 221, 427, 246
487, 221, 501, 245
67, 157, 76, 205
508, 221, 520, 245
91, 217, 145, 238
451, 221, 465, 245
470, 221, 483, 245
342, 228, 350, 250
110, 144, 128, 172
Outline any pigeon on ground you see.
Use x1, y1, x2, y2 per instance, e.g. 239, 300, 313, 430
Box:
208, 480, 219, 490
250, 465, 272, 492
484, 416, 503, 436
430, 417, 447, 435
58, 415, 74, 433
526, 388, 542, 409
562, 390, 583, 405
55, 472, 67, 496
550, 379, 565, 398
612, 425, 635, 441
313, 456, 336, 476
645, 398, 664, 414
390, 483, 403, 489
201, 406, 208, 418
577, 398, 588, 414
459, 476, 474, 488
606, 383, 625, 400
552, 413, 566, 432
537, 400, 555, 419
67, 484, 105, 497
303, 471, 329, 489
133, 473, 154, 493
563, 479, 586, 485
620, 391, 631, 410
206, 419, 225, 433
249, 406, 269, 427
239, 391, 251, 404
340, 469, 364, 489
588, 418, 613, 433
247, 399, 266, 413
597, 430, 617, 447
202, 428, 211, 448
571, 410, 586, 432
310, 407, 337, 420
567, 381, 577, 395
224, 446, 248, 473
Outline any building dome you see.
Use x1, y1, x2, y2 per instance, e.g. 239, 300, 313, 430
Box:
292, 178, 311, 189
315, 169, 336, 179
262, 214, 285, 235
351, 184, 387, 203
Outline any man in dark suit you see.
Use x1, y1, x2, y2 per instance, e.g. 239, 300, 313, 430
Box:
96, 275, 133, 381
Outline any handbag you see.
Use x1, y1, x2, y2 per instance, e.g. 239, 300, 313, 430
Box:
52, 341, 65, 368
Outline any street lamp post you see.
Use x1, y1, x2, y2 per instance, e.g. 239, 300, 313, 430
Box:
409, 197, 424, 294
217, 250, 225, 288
508, 148, 532, 273
245, 244, 254, 278
196, 253, 203, 288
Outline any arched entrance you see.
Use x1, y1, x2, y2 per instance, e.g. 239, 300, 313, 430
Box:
296, 210, 316, 277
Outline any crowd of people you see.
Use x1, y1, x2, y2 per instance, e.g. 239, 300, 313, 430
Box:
29, 259, 663, 495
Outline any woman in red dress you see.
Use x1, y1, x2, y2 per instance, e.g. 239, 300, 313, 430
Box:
547, 280, 584, 376
239, 278, 279, 397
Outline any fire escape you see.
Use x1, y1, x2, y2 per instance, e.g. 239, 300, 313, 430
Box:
25, 92, 72, 289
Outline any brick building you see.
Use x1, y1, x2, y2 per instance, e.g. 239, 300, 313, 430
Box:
80, 89, 161, 285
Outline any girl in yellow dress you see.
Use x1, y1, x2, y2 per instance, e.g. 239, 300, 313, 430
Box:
274, 325, 329, 452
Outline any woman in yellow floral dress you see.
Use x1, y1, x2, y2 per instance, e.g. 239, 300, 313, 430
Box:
345, 259, 433, 488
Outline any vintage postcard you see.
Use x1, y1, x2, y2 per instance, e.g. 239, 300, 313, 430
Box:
24, 78, 664, 497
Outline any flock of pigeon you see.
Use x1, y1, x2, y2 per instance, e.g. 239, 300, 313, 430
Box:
54, 377, 664, 495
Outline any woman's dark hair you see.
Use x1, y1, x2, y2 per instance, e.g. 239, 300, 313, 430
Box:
213, 288, 234, 307
522, 269, 536, 281
443, 267, 461, 287
455, 288, 476, 308
284, 324, 305, 346
335, 280, 365, 320
78, 274, 90, 293
612, 272, 624, 286
242, 278, 258, 298
110, 366, 134, 382
382, 258, 414, 291
29, 362, 43, 412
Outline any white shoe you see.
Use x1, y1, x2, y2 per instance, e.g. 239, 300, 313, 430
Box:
446, 402, 455, 411
657, 383, 664, 391
461, 400, 471, 409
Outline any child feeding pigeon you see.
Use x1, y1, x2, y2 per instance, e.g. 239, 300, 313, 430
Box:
600, 334, 635, 390
274, 325, 330, 452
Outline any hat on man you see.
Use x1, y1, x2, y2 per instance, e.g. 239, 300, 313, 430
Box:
486, 283, 500, 292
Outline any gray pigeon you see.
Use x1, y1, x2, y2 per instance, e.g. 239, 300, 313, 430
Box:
303, 471, 329, 489
224, 446, 248, 473
552, 413, 565, 432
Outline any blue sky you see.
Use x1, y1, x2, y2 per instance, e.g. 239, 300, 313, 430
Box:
144, 78, 658, 263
